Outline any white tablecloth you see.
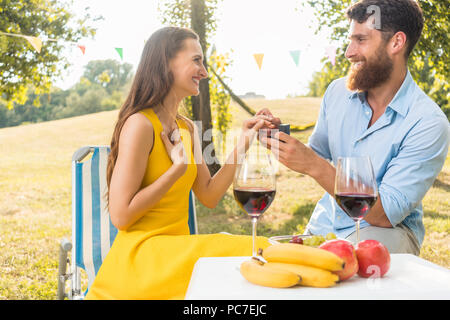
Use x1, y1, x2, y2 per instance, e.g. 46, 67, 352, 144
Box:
185, 254, 450, 300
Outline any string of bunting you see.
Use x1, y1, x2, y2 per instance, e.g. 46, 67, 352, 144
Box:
1, 30, 336, 131
0, 31, 124, 60
252, 46, 336, 70
0, 31, 335, 67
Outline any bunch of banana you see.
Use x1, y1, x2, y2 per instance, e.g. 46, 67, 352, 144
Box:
260, 243, 345, 271
240, 257, 301, 288
240, 243, 344, 288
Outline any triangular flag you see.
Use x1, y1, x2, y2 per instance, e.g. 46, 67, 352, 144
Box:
253, 53, 264, 70
325, 45, 337, 66
289, 50, 301, 67
115, 47, 123, 60
77, 44, 86, 55
23, 36, 42, 53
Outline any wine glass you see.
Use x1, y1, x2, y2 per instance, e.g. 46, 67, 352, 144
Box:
233, 143, 276, 257
334, 156, 378, 243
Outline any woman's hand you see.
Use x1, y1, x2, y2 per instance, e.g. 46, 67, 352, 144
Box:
237, 115, 273, 154
256, 108, 281, 127
161, 129, 188, 174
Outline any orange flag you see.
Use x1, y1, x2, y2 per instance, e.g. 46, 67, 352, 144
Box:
253, 53, 264, 70
77, 45, 86, 55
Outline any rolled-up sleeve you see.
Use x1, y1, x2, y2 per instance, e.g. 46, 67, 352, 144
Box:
379, 114, 449, 227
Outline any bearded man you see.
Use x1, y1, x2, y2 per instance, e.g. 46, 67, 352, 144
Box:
258, 0, 449, 254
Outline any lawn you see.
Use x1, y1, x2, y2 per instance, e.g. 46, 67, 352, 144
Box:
0, 97, 448, 299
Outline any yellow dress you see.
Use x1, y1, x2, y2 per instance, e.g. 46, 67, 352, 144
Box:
85, 108, 270, 300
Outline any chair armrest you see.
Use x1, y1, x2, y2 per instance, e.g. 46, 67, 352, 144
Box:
57, 238, 72, 300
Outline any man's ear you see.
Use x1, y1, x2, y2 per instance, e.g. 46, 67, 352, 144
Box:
388, 31, 407, 56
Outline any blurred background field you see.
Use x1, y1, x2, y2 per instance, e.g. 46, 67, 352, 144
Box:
0, 97, 448, 299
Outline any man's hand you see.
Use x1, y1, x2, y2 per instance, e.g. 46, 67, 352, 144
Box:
259, 131, 318, 175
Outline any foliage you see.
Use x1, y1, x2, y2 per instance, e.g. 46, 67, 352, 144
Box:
303, 0, 449, 117
83, 59, 133, 94
158, 0, 220, 53
0, 60, 132, 128
307, 48, 349, 98
0, 0, 100, 109
209, 49, 233, 155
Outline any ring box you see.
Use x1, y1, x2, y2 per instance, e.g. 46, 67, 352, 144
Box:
259, 123, 290, 139
279, 124, 290, 135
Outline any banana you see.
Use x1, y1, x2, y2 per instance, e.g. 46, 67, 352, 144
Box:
264, 262, 339, 288
259, 243, 345, 272
240, 257, 301, 288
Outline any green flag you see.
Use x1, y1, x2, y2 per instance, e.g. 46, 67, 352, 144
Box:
115, 47, 123, 60
289, 50, 301, 67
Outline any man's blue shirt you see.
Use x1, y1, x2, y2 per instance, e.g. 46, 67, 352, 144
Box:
306, 70, 449, 246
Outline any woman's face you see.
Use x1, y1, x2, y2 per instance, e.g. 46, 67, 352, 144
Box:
169, 38, 208, 98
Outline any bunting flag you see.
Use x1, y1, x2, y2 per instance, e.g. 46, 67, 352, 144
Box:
23, 36, 43, 53
325, 45, 337, 66
77, 44, 86, 55
0, 31, 43, 53
289, 50, 301, 67
253, 53, 264, 70
115, 47, 123, 60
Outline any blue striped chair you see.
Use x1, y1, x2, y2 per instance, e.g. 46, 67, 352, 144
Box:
57, 146, 198, 300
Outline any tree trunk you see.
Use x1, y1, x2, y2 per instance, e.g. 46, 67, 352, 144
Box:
191, 0, 221, 175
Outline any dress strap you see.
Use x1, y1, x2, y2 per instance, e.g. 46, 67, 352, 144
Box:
139, 108, 162, 134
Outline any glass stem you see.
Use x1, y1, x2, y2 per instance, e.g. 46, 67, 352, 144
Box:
356, 219, 361, 243
252, 217, 258, 257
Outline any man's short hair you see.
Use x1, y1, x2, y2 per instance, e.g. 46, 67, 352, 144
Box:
346, 0, 424, 58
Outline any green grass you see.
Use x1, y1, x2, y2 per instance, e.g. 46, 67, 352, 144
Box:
0, 97, 448, 300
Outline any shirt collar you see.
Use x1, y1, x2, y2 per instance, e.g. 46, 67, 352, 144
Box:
348, 70, 415, 118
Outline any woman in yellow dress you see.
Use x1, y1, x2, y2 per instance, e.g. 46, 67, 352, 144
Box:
85, 27, 275, 300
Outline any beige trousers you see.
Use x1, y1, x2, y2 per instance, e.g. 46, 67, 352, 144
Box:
345, 223, 420, 255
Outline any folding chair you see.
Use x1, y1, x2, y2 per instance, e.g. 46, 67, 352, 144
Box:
57, 146, 198, 300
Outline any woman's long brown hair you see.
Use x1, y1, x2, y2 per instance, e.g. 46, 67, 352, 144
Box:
106, 27, 199, 200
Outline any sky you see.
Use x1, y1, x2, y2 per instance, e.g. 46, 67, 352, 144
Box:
55, 0, 342, 99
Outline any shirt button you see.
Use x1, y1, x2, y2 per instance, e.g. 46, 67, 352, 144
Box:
365, 111, 370, 115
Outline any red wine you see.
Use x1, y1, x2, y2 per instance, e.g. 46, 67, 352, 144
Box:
335, 193, 377, 220
233, 187, 276, 217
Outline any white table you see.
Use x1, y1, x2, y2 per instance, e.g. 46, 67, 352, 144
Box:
185, 254, 450, 300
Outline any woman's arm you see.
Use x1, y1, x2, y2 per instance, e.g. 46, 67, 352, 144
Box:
189, 115, 273, 208
108, 113, 187, 230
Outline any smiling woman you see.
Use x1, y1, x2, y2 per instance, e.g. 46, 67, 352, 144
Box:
169, 39, 208, 99
82, 26, 273, 299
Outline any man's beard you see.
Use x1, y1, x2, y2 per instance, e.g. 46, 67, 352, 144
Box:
346, 44, 394, 92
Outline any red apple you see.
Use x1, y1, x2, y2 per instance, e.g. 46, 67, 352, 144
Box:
319, 239, 359, 281
355, 240, 390, 278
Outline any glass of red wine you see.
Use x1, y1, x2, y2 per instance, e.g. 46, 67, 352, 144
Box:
335, 156, 378, 243
233, 145, 276, 257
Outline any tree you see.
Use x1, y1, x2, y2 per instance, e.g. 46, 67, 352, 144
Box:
209, 49, 233, 158
83, 59, 134, 94
0, 0, 99, 109
159, 0, 223, 174
303, 0, 449, 118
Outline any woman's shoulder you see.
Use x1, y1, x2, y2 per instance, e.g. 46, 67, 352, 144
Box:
124, 112, 154, 131
120, 112, 154, 148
